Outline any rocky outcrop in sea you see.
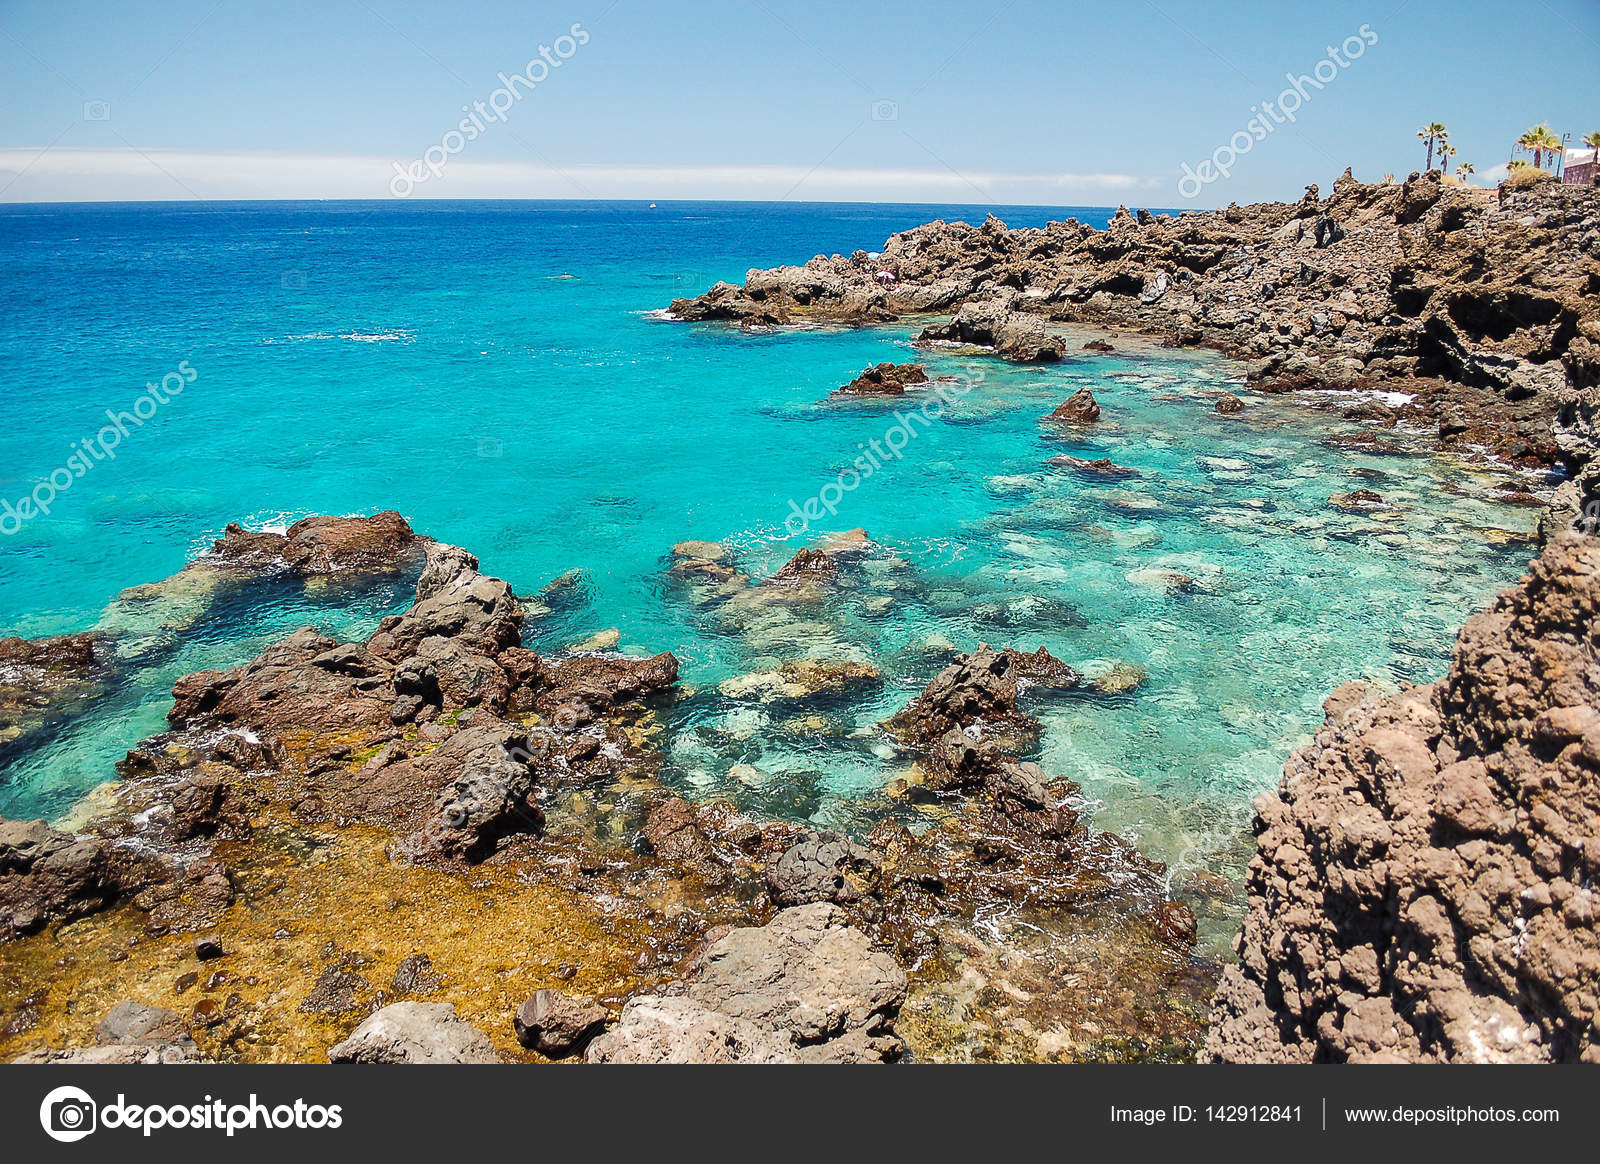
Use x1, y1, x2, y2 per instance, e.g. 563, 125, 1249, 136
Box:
669, 173, 1599, 472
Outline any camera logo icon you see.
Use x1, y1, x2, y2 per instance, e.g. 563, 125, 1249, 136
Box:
82, 101, 111, 122
871, 99, 898, 121
40, 1085, 98, 1143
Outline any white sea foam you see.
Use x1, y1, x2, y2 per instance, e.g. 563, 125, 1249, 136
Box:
263, 329, 416, 345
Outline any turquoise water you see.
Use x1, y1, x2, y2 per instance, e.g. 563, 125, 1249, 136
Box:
0, 200, 1542, 883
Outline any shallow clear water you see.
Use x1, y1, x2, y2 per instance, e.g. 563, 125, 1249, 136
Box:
0, 200, 1542, 883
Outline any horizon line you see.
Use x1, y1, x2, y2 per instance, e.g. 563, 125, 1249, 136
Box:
0, 193, 1196, 212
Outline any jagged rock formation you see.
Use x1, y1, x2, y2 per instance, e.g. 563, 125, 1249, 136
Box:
586, 903, 907, 1063
1206, 535, 1600, 1062
208, 511, 422, 576
915, 299, 1065, 362
328, 1001, 502, 1064
1049, 387, 1101, 424
886, 643, 1044, 749
1, 521, 683, 949
0, 634, 105, 754
125, 538, 677, 866
670, 175, 1600, 469
0, 819, 168, 941
829, 361, 929, 398
667, 178, 1600, 1063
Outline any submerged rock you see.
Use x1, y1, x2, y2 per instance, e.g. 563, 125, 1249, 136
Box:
1048, 454, 1138, 479
671, 540, 728, 563
569, 628, 621, 652
719, 658, 882, 705
94, 1001, 194, 1049
1330, 488, 1386, 512
1124, 567, 1198, 594
390, 953, 444, 996
1091, 661, 1149, 696
13, 1043, 209, 1064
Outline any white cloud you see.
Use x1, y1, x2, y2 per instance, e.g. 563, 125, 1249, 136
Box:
0, 148, 1159, 204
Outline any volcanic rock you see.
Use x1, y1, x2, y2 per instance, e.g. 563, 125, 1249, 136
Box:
1206, 535, 1600, 1063
328, 1001, 502, 1064
514, 989, 608, 1057
1049, 388, 1101, 424
587, 904, 906, 1063
830, 361, 929, 398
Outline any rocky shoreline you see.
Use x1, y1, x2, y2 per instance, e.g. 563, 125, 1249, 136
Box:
1, 513, 1209, 1063
2, 172, 1596, 1063
1202, 536, 1600, 1062
671, 172, 1597, 474
666, 171, 1600, 1063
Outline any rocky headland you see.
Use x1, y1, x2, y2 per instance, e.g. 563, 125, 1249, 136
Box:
671, 171, 1598, 473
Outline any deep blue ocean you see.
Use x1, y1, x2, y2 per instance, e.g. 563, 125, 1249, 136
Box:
0, 199, 1541, 891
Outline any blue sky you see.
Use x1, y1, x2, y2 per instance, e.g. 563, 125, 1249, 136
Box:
1, 0, 1595, 206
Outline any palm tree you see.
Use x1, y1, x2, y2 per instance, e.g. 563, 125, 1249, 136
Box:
1585, 131, 1600, 183
1418, 122, 1449, 171
1438, 142, 1457, 175
1517, 124, 1560, 170
1455, 161, 1476, 180
1538, 127, 1564, 171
